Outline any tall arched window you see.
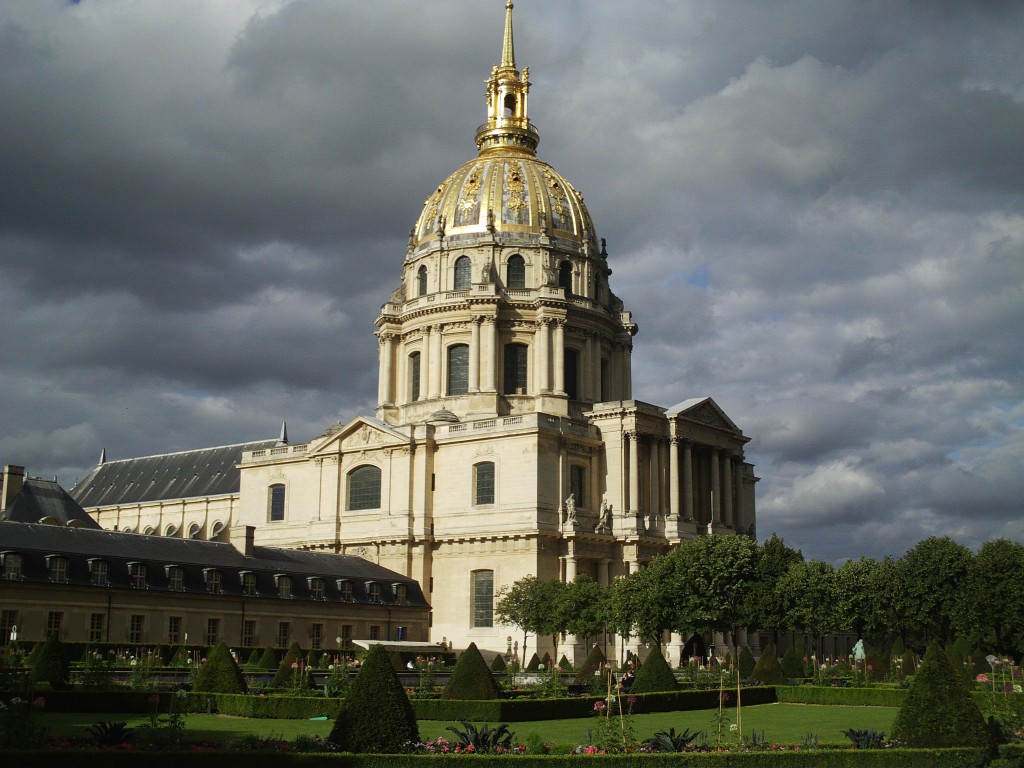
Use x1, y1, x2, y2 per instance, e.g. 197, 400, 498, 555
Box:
417, 265, 428, 297
506, 254, 526, 289
474, 461, 495, 506
564, 348, 579, 400
447, 344, 469, 395
471, 570, 494, 628
268, 484, 285, 522
454, 256, 472, 290
503, 343, 529, 394
558, 260, 573, 293
347, 465, 382, 510
409, 351, 421, 401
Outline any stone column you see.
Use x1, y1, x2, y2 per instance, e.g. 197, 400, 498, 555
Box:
553, 319, 566, 395
565, 556, 577, 581
536, 319, 551, 393
421, 327, 432, 399
628, 432, 640, 515
683, 440, 694, 520
669, 436, 680, 518
428, 324, 442, 399
468, 316, 481, 393
377, 332, 395, 406
710, 449, 721, 524
722, 454, 734, 527
650, 438, 661, 518
598, 559, 611, 587
622, 341, 633, 399
482, 317, 497, 392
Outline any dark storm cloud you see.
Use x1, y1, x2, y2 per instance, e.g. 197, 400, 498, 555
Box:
1, 0, 1021, 563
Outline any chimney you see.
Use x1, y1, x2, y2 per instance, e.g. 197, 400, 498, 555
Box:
244, 525, 256, 557
1, 466, 25, 512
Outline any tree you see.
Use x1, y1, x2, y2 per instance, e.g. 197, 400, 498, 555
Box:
834, 557, 878, 639
957, 539, 1024, 656
495, 575, 552, 664
743, 533, 802, 645
899, 537, 973, 648
32, 633, 70, 690
609, 556, 676, 646
775, 559, 838, 654
329, 644, 418, 753
563, 574, 610, 650
865, 556, 912, 648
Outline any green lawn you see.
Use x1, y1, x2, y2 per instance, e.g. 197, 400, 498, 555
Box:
39, 704, 896, 748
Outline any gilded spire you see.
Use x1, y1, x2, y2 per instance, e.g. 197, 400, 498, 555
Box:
501, 1, 515, 68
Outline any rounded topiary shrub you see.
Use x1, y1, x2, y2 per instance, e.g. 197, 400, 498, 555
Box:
329, 644, 418, 753
750, 644, 786, 685
193, 641, 247, 694
781, 645, 803, 679
630, 648, 678, 694
258, 646, 279, 670
738, 646, 756, 680
573, 645, 607, 685
442, 642, 501, 700
490, 653, 507, 673
891, 641, 991, 748
32, 633, 70, 690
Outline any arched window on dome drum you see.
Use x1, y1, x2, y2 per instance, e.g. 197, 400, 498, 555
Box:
409, 351, 421, 401
347, 465, 382, 510
447, 344, 469, 395
454, 256, 472, 291
506, 254, 526, 289
503, 343, 529, 395
564, 348, 579, 400
417, 265, 428, 297
558, 261, 573, 294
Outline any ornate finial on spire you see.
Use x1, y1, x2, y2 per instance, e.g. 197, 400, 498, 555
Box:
501, 1, 515, 68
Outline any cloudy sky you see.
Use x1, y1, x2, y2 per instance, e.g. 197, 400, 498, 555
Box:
2, 0, 1022, 563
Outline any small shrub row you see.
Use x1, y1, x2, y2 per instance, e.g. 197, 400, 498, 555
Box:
776, 686, 907, 707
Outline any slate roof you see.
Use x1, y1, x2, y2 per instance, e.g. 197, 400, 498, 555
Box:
70, 439, 280, 507
0, 477, 101, 529
0, 521, 429, 607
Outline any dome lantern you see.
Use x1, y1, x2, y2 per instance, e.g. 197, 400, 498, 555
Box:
475, 2, 538, 155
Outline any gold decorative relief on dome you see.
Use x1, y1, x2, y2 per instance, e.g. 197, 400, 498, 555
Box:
455, 165, 484, 226
421, 180, 449, 236
503, 162, 529, 222
543, 169, 569, 227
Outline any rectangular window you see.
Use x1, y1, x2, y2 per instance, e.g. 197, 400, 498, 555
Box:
168, 616, 182, 645
167, 566, 184, 592
48, 556, 68, 582
46, 611, 63, 636
369, 625, 380, 641
395, 626, 407, 642
90, 559, 109, 586
503, 343, 529, 394
242, 572, 257, 597
367, 582, 381, 602
2, 553, 22, 580
570, 465, 586, 508
277, 622, 290, 647
409, 352, 421, 401
447, 344, 469, 395
276, 575, 292, 598
241, 619, 256, 647
394, 584, 408, 604
340, 625, 352, 648
1, 610, 18, 647
206, 618, 220, 646
269, 484, 286, 522
129, 614, 144, 644
205, 569, 222, 594
129, 562, 147, 589
471, 570, 494, 628
338, 580, 353, 601
474, 462, 495, 505
89, 613, 105, 643
311, 623, 323, 650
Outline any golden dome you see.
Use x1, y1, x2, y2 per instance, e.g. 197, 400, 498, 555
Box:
410, 2, 598, 256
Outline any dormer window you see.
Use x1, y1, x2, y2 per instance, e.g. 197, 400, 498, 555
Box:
46, 555, 69, 583
307, 576, 325, 601
1, 552, 22, 581
165, 565, 184, 592
393, 583, 408, 604
240, 571, 257, 597
336, 579, 354, 601
275, 574, 292, 598
128, 562, 147, 589
366, 581, 382, 603
203, 568, 222, 594
88, 558, 109, 586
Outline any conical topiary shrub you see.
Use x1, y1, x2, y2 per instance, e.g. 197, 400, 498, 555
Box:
750, 644, 786, 685
525, 653, 542, 671
738, 647, 756, 679
781, 645, 803, 679
32, 633, 70, 690
258, 646, 278, 670
329, 645, 418, 753
246, 649, 260, 668
193, 641, 248, 693
573, 645, 607, 686
630, 648, 678, 694
540, 652, 552, 669
557, 654, 572, 671
490, 653, 507, 673
891, 641, 991, 749
441, 642, 501, 700
272, 641, 309, 688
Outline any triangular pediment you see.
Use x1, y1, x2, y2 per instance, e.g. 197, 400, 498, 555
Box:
307, 416, 411, 456
667, 397, 741, 434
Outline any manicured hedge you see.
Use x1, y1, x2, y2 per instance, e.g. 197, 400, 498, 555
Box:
0, 747, 991, 768
776, 686, 907, 707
